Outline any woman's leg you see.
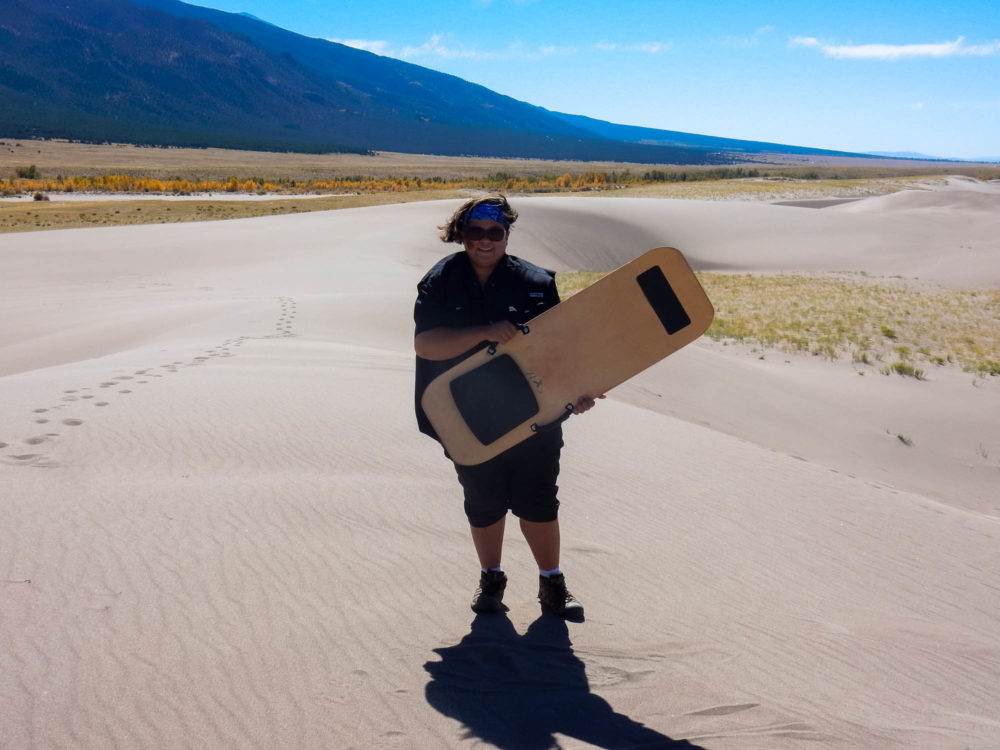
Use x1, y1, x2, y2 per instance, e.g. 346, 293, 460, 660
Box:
520, 518, 560, 572
470, 516, 506, 570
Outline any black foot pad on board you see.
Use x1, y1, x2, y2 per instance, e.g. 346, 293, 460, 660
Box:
636, 265, 691, 335
450, 354, 539, 445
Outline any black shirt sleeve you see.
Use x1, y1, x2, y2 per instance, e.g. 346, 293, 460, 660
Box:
414, 261, 452, 336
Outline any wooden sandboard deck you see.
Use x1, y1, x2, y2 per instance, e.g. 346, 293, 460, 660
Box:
421, 247, 714, 465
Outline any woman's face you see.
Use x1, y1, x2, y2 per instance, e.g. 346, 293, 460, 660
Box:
461, 219, 508, 281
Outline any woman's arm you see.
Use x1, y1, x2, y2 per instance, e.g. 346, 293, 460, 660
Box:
414, 320, 520, 360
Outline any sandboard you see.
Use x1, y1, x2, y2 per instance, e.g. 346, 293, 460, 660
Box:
421, 247, 714, 465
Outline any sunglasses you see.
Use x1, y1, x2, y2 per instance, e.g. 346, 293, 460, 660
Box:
462, 225, 507, 242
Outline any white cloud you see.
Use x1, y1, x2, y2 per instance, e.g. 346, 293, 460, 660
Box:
594, 41, 668, 53
332, 34, 492, 61
335, 34, 580, 63
790, 35, 1000, 60
631, 42, 668, 53
791, 36, 821, 49
536, 45, 563, 57
720, 25, 775, 48
400, 34, 486, 60
500, 40, 575, 60
335, 34, 666, 63
330, 38, 392, 55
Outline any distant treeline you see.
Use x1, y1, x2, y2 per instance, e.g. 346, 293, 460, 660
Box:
7, 165, 1000, 197
640, 167, 760, 181
0, 117, 374, 157
2, 167, 768, 196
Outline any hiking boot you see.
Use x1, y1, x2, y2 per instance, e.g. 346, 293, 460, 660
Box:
471, 569, 507, 613
538, 573, 584, 620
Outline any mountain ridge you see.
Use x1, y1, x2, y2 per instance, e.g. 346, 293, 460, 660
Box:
0, 0, 910, 163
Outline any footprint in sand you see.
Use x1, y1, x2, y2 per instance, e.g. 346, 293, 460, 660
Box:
686, 703, 760, 717
24, 436, 48, 445
62, 419, 83, 427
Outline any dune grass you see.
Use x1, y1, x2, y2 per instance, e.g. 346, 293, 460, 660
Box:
597, 176, 929, 202
557, 271, 1000, 378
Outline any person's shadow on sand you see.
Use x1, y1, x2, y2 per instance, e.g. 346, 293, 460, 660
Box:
424, 613, 704, 749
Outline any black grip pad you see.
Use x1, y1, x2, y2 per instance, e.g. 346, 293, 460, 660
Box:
450, 354, 539, 445
636, 265, 691, 335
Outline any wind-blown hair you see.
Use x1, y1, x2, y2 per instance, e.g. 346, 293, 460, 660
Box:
439, 194, 518, 243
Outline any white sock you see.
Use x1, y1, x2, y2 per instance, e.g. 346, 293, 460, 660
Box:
539, 567, 561, 578
482, 566, 503, 573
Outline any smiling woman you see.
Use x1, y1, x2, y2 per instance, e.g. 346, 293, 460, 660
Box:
413, 193, 600, 620
447, 200, 514, 284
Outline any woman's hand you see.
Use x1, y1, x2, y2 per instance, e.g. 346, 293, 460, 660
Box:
484, 320, 520, 346
415, 321, 521, 360
571, 394, 606, 415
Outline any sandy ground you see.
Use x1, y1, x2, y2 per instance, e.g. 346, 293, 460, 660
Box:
1, 180, 999, 749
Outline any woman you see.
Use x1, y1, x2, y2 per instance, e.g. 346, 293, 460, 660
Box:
414, 195, 599, 619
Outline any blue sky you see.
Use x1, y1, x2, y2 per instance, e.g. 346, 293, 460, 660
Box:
187, 0, 999, 160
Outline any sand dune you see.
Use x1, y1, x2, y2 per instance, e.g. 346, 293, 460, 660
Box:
1, 182, 998, 749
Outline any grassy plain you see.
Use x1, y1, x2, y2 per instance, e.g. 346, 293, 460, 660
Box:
0, 191, 464, 233
559, 272, 1000, 378
9, 137, 998, 182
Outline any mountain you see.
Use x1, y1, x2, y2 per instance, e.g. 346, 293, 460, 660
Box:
868, 151, 998, 163
0, 0, 875, 163
866, 151, 945, 161
548, 111, 872, 160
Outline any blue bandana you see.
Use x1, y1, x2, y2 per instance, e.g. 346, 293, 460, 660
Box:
463, 203, 509, 227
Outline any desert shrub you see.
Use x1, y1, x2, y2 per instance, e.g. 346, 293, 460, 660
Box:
976, 360, 1000, 376
880, 361, 925, 379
